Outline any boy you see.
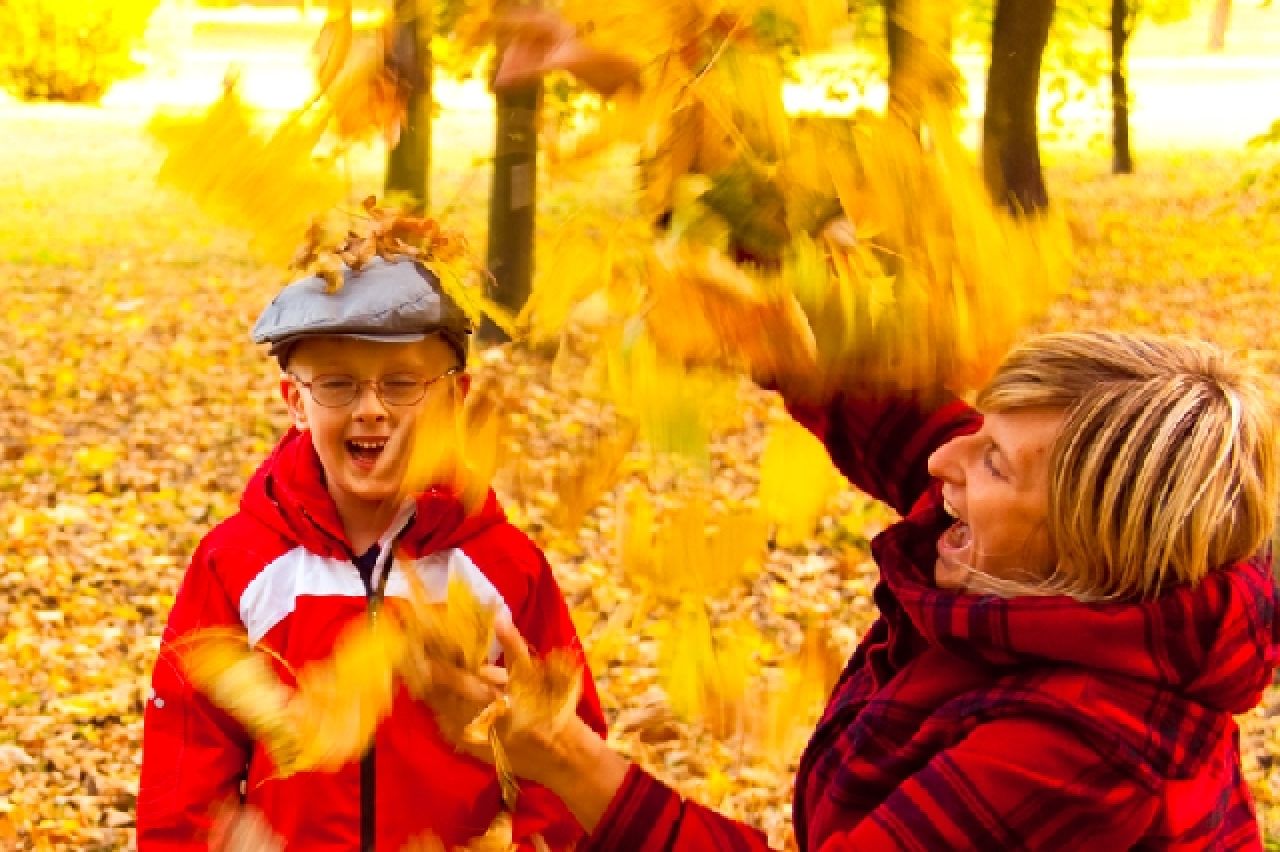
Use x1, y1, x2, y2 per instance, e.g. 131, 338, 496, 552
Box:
137, 257, 605, 851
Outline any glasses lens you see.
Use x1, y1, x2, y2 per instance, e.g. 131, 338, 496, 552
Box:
378, 375, 425, 406
312, 376, 357, 407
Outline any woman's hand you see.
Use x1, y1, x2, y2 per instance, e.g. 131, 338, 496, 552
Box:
493, 8, 640, 96
209, 801, 282, 852
414, 618, 631, 832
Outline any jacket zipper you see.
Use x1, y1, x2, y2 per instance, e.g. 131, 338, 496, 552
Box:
295, 502, 381, 852
361, 567, 387, 852
357, 538, 392, 852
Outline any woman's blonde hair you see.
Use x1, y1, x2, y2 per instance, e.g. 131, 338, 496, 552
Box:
976, 331, 1279, 602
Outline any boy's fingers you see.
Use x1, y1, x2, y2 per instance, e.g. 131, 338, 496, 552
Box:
495, 617, 532, 668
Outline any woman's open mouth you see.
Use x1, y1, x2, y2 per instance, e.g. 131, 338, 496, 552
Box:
937, 495, 973, 569
939, 518, 972, 554
346, 438, 388, 470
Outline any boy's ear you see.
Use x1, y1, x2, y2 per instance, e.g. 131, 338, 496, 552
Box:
281, 376, 309, 431
455, 371, 472, 400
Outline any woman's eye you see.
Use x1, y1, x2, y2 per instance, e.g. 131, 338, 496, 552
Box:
983, 444, 1007, 479
318, 377, 356, 392
382, 377, 419, 391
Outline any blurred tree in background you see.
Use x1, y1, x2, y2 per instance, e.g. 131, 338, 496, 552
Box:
0, 0, 160, 102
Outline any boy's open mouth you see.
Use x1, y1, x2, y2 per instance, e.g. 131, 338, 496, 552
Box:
346, 438, 388, 468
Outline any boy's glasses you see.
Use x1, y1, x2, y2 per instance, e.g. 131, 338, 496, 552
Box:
290, 367, 462, 408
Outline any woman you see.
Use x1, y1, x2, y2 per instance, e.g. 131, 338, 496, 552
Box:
428, 331, 1280, 850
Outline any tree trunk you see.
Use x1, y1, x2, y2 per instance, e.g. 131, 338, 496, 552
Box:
1110, 0, 1134, 174
884, 0, 957, 129
982, 0, 1056, 213
885, 0, 907, 94
385, 0, 432, 210
1207, 0, 1232, 52
483, 82, 540, 342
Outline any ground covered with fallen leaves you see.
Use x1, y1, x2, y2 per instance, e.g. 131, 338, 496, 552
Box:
3, 102, 1280, 850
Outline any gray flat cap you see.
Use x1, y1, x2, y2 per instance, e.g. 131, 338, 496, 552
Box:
252, 258, 472, 363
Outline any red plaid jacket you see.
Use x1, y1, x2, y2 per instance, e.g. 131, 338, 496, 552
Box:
584, 392, 1279, 851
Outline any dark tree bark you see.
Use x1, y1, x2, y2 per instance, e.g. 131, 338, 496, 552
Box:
385, 0, 432, 209
1110, 0, 1134, 174
883, 0, 956, 129
483, 82, 540, 341
1207, 0, 1232, 52
982, 0, 1056, 213
885, 0, 907, 92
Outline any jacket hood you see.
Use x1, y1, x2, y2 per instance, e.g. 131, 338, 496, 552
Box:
240, 428, 507, 559
876, 483, 1280, 718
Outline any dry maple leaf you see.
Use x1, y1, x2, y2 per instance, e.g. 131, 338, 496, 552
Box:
312, 0, 354, 94
175, 630, 301, 773
399, 565, 499, 678
758, 419, 844, 546
148, 84, 345, 266
177, 616, 406, 779
644, 242, 818, 381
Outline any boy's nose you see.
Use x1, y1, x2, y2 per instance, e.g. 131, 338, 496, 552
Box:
351, 383, 390, 420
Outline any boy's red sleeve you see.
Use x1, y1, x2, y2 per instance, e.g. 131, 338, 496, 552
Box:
137, 540, 253, 851
780, 389, 981, 517
508, 554, 609, 850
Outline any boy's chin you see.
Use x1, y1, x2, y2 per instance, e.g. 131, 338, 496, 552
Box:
333, 472, 403, 506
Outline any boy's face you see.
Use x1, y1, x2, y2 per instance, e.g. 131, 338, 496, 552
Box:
282, 335, 464, 513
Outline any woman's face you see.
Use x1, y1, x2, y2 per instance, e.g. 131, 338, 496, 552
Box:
925, 407, 1065, 595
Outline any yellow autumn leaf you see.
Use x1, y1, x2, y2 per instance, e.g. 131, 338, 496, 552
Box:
547, 424, 636, 537
506, 648, 584, 738
399, 564, 498, 679
288, 614, 406, 773
178, 617, 407, 778
463, 811, 516, 852
175, 630, 300, 773
398, 378, 499, 515
759, 419, 843, 547
148, 85, 345, 266
753, 621, 846, 767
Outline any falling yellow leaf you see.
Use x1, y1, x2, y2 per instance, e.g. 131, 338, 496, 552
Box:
547, 425, 636, 537
754, 621, 846, 767
288, 615, 407, 772
758, 419, 843, 547
148, 85, 345, 266
175, 630, 300, 773
644, 241, 818, 382
177, 616, 406, 778
506, 648, 584, 738
399, 564, 498, 678
398, 378, 499, 515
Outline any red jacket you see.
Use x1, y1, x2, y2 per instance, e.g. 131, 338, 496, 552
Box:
584, 392, 1278, 850
138, 428, 605, 851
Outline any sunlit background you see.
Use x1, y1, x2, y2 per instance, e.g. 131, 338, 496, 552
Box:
3, 1, 1280, 849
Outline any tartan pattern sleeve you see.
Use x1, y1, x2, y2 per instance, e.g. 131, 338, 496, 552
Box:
581, 764, 774, 852
781, 390, 981, 517
810, 716, 1158, 851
